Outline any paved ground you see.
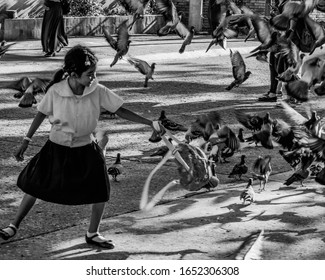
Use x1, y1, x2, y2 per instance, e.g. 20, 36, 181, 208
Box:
1, 35, 325, 261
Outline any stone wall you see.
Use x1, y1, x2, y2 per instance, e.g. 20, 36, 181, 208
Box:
3, 14, 165, 41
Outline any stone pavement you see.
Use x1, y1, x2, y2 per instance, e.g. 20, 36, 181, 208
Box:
1, 35, 325, 260
1, 171, 325, 260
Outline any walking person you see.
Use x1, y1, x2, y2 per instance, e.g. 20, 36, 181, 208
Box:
0, 45, 162, 249
41, 0, 68, 57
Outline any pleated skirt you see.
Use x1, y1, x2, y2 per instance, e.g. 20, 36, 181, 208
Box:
17, 140, 110, 205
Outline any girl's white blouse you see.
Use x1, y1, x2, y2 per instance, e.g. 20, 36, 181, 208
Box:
38, 78, 124, 147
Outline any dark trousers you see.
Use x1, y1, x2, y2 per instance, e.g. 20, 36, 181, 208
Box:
269, 52, 287, 93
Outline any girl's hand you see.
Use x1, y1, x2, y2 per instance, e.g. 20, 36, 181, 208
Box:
14, 140, 29, 162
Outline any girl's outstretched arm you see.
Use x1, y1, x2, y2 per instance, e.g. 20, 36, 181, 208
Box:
115, 107, 153, 127
14, 111, 47, 161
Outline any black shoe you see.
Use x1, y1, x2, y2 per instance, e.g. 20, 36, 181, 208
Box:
85, 233, 115, 249
258, 96, 277, 102
0, 224, 17, 240
44, 52, 55, 57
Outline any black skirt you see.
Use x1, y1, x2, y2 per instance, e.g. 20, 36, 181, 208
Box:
17, 140, 110, 205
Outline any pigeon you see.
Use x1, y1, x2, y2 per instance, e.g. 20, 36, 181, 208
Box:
272, 118, 295, 150
284, 152, 315, 187
240, 178, 255, 205
245, 113, 274, 149
116, 0, 150, 30
252, 155, 272, 192
235, 110, 264, 132
156, 0, 181, 36
184, 111, 222, 142
158, 110, 187, 132
279, 149, 302, 170
18, 78, 51, 108
229, 154, 248, 180
126, 56, 156, 87
238, 128, 245, 142
103, 20, 131, 68
226, 49, 252, 90
107, 153, 123, 182
150, 138, 172, 158
0, 41, 15, 59
179, 26, 195, 54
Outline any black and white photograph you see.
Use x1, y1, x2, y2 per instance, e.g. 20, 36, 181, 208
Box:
0, 0, 325, 277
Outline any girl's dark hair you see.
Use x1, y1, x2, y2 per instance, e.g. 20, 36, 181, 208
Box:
46, 45, 98, 92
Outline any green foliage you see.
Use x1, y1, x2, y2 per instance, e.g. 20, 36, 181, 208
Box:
67, 0, 160, 17
69, 0, 104, 17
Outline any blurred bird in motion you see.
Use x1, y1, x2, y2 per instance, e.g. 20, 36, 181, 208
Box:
179, 26, 195, 53
103, 20, 131, 67
0, 40, 15, 59
126, 56, 156, 87
6, 77, 50, 108
252, 155, 272, 192
226, 49, 252, 90
115, 0, 150, 30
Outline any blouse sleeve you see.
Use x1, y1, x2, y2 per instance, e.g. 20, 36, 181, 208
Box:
99, 86, 124, 113
37, 88, 54, 116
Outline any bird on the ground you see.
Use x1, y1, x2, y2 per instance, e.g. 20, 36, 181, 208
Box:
240, 178, 255, 205
226, 49, 252, 90
284, 152, 315, 187
126, 56, 156, 87
238, 128, 245, 142
229, 154, 248, 180
158, 110, 187, 132
179, 26, 195, 54
0, 41, 15, 59
235, 110, 264, 132
103, 20, 131, 68
252, 155, 272, 192
150, 138, 172, 158
13, 77, 51, 108
93, 129, 110, 157
116, 0, 150, 30
107, 153, 123, 182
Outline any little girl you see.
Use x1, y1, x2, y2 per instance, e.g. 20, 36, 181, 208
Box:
0, 45, 161, 249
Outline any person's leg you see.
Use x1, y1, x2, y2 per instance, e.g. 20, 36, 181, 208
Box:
259, 52, 278, 101
88, 202, 105, 233
0, 194, 36, 240
85, 202, 114, 249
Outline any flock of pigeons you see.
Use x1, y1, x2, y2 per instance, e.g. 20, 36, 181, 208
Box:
2, 0, 325, 204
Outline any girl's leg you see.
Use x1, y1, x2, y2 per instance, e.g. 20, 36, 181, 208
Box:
88, 202, 105, 233
0, 194, 36, 240
13, 193, 37, 227
85, 202, 114, 249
